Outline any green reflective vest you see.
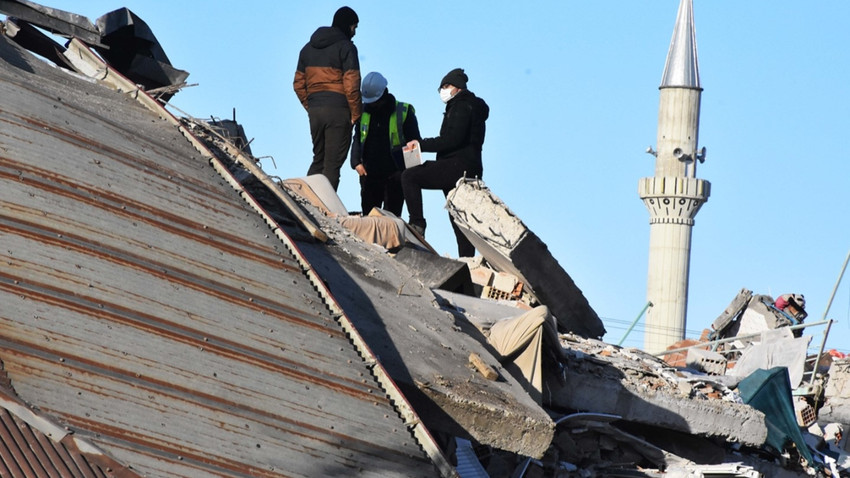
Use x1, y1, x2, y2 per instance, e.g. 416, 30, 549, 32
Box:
359, 102, 411, 147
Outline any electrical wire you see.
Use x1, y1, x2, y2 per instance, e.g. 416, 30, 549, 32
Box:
600, 315, 850, 355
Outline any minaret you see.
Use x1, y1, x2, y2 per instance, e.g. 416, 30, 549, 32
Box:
639, 0, 710, 354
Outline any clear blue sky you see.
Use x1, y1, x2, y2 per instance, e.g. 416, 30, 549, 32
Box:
43, 1, 850, 354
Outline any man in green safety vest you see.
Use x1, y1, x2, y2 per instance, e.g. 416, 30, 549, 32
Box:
350, 71, 420, 216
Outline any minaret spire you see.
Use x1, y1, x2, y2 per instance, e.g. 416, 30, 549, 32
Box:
662, 0, 700, 89
638, 0, 711, 354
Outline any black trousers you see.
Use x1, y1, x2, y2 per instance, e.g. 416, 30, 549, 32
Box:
360, 170, 403, 216
306, 106, 352, 191
401, 159, 478, 257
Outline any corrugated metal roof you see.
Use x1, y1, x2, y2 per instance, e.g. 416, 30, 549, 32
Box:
0, 32, 438, 477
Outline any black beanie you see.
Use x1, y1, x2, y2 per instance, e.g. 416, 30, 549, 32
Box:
332, 7, 359, 37
440, 68, 468, 90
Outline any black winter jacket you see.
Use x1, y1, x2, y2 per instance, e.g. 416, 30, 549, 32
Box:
419, 89, 489, 177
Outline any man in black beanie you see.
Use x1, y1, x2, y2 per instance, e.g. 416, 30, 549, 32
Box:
294, 7, 361, 191
401, 68, 489, 257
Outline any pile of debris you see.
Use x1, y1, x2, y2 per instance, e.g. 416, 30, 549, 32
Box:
653, 288, 849, 477
266, 171, 849, 476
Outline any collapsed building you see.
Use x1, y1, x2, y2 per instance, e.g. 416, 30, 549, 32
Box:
0, 1, 848, 477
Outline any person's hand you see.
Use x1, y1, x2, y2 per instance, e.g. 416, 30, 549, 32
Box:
403, 140, 419, 152
355, 164, 366, 176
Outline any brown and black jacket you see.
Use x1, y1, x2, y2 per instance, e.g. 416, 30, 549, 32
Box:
293, 26, 362, 124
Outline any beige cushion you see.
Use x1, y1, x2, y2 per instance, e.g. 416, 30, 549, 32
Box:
487, 305, 557, 404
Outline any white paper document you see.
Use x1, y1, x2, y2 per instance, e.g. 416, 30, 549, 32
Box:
402, 143, 422, 169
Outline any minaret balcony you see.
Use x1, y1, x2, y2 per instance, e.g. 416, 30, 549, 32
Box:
638, 176, 710, 225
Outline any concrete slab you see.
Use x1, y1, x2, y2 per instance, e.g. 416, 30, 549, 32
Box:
280, 192, 556, 458
550, 337, 768, 446
446, 179, 605, 338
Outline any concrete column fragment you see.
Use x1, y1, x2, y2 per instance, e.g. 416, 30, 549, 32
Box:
446, 179, 605, 339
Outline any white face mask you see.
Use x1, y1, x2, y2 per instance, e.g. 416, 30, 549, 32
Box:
439, 87, 455, 104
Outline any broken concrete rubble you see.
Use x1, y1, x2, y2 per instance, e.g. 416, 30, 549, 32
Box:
550, 337, 769, 446
431, 282, 844, 476
227, 143, 837, 476
274, 184, 556, 459
184, 106, 850, 476
652, 287, 850, 476
711, 288, 806, 343
257, 166, 816, 475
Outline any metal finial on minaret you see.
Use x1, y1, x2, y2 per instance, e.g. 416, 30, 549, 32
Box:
661, 0, 700, 89
639, 0, 711, 354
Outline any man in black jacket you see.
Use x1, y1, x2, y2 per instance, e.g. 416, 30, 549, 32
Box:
401, 68, 489, 257
350, 72, 421, 216
293, 7, 361, 191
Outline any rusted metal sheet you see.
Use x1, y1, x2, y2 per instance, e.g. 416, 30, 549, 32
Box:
0, 33, 438, 478
0, 391, 139, 477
